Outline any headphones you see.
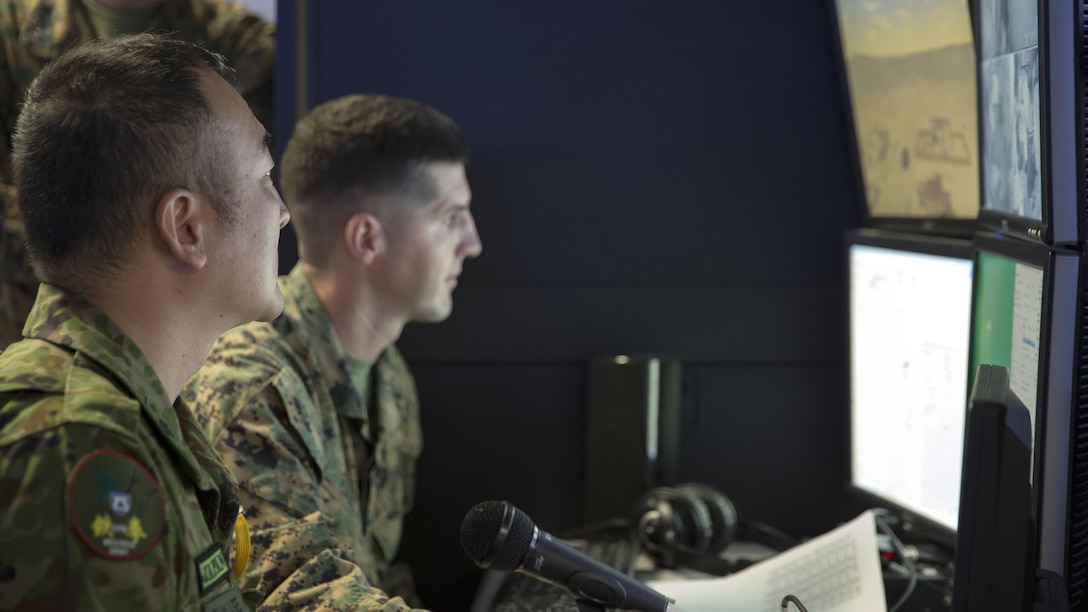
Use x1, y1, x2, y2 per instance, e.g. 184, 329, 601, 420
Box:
630, 482, 745, 576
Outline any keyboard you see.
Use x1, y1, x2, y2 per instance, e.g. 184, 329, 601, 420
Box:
487, 528, 641, 612
761, 532, 862, 611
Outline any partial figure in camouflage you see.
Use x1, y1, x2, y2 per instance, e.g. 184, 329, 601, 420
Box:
184, 94, 483, 610
0, 33, 290, 610
0, 0, 275, 350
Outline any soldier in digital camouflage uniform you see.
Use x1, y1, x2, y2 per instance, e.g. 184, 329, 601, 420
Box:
183, 94, 483, 610
0, 0, 275, 350
0, 33, 290, 609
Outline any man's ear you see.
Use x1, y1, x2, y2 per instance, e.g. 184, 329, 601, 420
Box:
344, 212, 384, 265
155, 188, 208, 270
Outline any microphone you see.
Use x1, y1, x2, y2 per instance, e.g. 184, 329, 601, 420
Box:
460, 500, 679, 612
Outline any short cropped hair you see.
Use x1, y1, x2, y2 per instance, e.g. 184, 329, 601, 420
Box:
279, 94, 468, 266
13, 33, 235, 283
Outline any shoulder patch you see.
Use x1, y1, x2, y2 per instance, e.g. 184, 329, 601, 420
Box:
66, 450, 165, 560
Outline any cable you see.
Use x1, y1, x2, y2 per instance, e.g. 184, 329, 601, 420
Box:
780, 594, 809, 611
872, 508, 918, 612
741, 517, 799, 551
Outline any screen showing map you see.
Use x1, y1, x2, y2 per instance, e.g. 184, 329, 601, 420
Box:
833, 0, 979, 221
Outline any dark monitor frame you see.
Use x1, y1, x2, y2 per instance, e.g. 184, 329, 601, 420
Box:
826, 0, 980, 238
843, 227, 974, 547
970, 0, 1081, 245
951, 364, 1034, 612
969, 231, 1088, 604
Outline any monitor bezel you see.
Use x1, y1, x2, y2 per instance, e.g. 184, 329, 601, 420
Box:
843, 227, 975, 546
951, 363, 1034, 611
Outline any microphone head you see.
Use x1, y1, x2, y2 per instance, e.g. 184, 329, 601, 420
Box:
460, 500, 536, 571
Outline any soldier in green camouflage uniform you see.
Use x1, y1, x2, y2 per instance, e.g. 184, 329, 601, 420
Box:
0, 0, 275, 350
0, 34, 290, 609
0, 288, 258, 610
184, 94, 483, 610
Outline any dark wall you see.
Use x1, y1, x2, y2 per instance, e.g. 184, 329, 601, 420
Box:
275, 2, 865, 609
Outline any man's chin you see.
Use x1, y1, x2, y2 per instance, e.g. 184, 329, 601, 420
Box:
419, 305, 453, 324
254, 295, 285, 323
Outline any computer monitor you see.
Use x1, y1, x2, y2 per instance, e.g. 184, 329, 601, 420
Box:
972, 0, 1080, 245
969, 238, 1043, 437
846, 228, 974, 537
969, 231, 1086, 605
951, 364, 1033, 612
828, 0, 979, 236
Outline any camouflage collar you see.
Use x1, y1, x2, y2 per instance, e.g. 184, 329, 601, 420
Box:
24, 283, 170, 407
23, 283, 212, 488
279, 265, 367, 421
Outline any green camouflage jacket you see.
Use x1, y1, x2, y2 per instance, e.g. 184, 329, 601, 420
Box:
0, 0, 275, 344
0, 283, 253, 611
183, 264, 425, 611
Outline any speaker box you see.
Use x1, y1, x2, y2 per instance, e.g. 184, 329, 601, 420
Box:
583, 355, 683, 524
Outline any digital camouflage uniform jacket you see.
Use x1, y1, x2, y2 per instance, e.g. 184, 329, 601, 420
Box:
184, 264, 425, 611
0, 0, 275, 348
0, 284, 252, 611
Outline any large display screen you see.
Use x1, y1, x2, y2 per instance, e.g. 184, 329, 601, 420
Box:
968, 234, 1082, 587
977, 0, 1041, 221
832, 0, 979, 226
848, 233, 973, 530
973, 0, 1080, 245
970, 249, 1042, 427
